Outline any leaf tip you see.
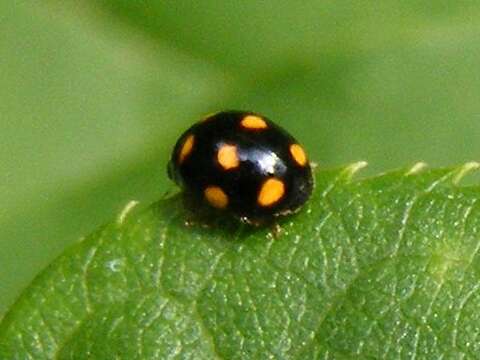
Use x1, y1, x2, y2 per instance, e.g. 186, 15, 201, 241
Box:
452, 162, 480, 184
117, 200, 140, 225
343, 161, 368, 181
406, 162, 428, 175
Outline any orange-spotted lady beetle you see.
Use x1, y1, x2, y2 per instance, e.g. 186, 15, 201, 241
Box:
168, 111, 314, 225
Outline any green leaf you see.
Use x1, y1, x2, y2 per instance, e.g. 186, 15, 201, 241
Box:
4, 0, 480, 317
2, 164, 480, 358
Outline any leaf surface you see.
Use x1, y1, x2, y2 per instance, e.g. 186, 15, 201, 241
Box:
2, 164, 480, 358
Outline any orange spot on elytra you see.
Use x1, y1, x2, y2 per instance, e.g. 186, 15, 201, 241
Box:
204, 186, 229, 209
217, 144, 239, 170
178, 134, 194, 164
290, 144, 307, 166
258, 178, 285, 207
240, 115, 268, 130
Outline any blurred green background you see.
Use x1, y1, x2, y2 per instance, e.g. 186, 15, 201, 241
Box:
1, 1, 480, 315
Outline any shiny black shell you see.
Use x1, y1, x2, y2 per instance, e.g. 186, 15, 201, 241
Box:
168, 110, 314, 223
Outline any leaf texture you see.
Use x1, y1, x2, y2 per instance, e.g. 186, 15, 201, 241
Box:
2, 164, 480, 359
